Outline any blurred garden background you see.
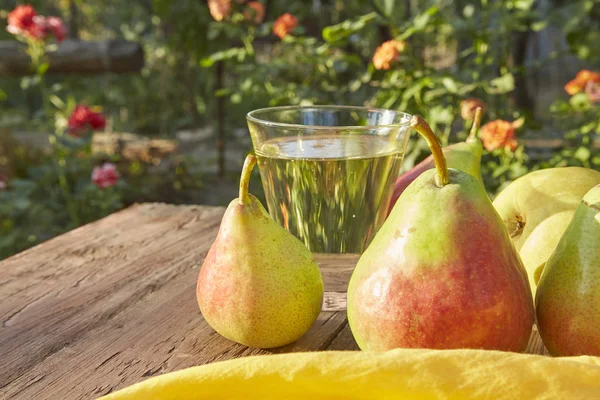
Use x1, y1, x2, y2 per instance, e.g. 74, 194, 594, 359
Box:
0, 0, 599, 260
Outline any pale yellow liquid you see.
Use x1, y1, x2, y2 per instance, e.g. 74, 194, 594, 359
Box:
255, 135, 403, 253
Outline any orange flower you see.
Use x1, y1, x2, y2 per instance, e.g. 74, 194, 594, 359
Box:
273, 13, 298, 39
460, 98, 486, 120
564, 70, 600, 95
208, 0, 231, 22
480, 120, 519, 152
585, 81, 600, 104
244, 1, 265, 24
372, 39, 405, 70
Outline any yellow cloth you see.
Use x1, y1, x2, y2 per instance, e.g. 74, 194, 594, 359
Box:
100, 349, 600, 399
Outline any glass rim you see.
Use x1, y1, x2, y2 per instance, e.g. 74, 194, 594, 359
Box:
246, 105, 412, 130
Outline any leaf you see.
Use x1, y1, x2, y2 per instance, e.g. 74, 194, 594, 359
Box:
397, 26, 416, 41
49, 95, 65, 110
428, 105, 454, 126
200, 47, 248, 67
463, 4, 475, 18
37, 62, 49, 76
413, 6, 439, 30
399, 77, 431, 109
372, 0, 396, 18
531, 20, 548, 32
322, 12, 378, 44
487, 73, 515, 94
381, 92, 400, 109
441, 77, 458, 94
511, 117, 526, 129
575, 145, 591, 160
457, 83, 478, 95
230, 93, 242, 104
215, 88, 232, 97
569, 92, 589, 108
492, 164, 510, 178
397, 6, 438, 40
348, 79, 362, 92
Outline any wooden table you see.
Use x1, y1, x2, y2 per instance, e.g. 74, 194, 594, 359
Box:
0, 203, 549, 399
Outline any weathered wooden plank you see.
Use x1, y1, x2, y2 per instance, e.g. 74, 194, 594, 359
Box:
0, 204, 225, 391
1, 269, 347, 399
316, 253, 357, 292
325, 324, 549, 354
525, 325, 550, 356
0, 204, 351, 400
0, 40, 144, 76
323, 291, 347, 311
317, 253, 355, 312
327, 324, 360, 351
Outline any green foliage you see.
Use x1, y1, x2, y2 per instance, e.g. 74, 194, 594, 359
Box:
551, 0, 600, 63
1, 0, 600, 260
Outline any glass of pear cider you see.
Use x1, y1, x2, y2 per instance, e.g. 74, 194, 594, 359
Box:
246, 106, 411, 254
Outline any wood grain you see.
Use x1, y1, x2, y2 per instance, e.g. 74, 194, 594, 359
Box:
0, 204, 351, 399
0, 203, 548, 400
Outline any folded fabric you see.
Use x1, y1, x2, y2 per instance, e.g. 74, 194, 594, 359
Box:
100, 348, 600, 399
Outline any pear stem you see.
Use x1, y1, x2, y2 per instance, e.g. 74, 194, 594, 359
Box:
466, 107, 483, 142
410, 115, 450, 188
239, 154, 257, 205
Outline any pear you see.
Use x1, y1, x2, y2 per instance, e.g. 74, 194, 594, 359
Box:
493, 167, 600, 295
535, 184, 600, 356
387, 107, 484, 216
196, 155, 324, 349
347, 116, 534, 352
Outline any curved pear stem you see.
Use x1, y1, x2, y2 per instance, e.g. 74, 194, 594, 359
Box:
239, 154, 257, 205
466, 107, 483, 142
410, 116, 449, 188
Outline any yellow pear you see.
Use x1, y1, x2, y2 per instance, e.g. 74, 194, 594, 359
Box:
197, 155, 324, 349
493, 167, 600, 295
536, 184, 600, 356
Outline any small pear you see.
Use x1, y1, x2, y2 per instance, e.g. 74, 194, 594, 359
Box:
493, 167, 600, 295
387, 107, 484, 216
197, 155, 323, 349
535, 184, 600, 356
348, 116, 534, 351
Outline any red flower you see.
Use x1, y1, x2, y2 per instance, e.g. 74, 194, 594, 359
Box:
0, 174, 6, 191
372, 39, 405, 70
27, 16, 50, 40
565, 70, 600, 95
273, 13, 298, 39
460, 98, 487, 120
6, 6, 66, 42
208, 0, 231, 21
92, 163, 119, 189
244, 2, 265, 24
7, 5, 36, 35
67, 105, 106, 137
480, 120, 519, 152
45, 16, 66, 42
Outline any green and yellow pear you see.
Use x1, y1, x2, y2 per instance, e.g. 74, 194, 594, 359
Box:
536, 184, 600, 356
348, 116, 534, 352
493, 167, 600, 294
387, 108, 484, 216
197, 155, 323, 349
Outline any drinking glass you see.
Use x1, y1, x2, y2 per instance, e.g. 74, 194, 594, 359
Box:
246, 105, 411, 254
